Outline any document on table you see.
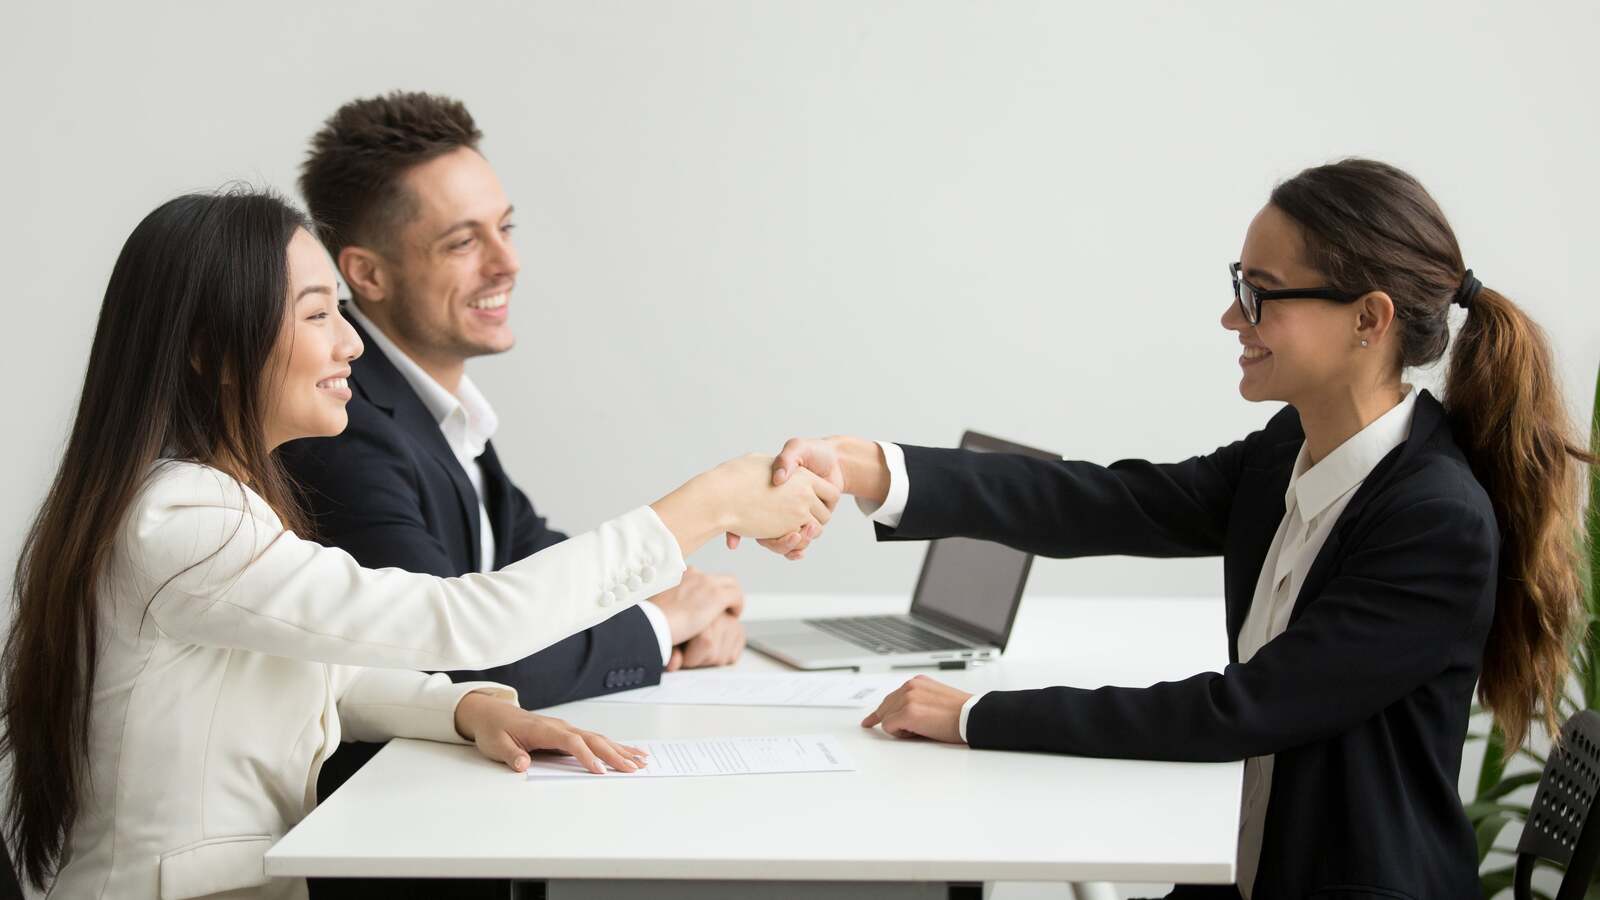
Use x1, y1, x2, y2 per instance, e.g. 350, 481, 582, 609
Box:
591, 671, 905, 708
524, 734, 854, 779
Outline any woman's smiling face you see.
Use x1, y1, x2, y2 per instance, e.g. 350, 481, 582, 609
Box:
1222, 204, 1369, 406
262, 228, 364, 450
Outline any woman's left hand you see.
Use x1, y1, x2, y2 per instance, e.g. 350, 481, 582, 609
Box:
860, 675, 972, 744
454, 692, 648, 774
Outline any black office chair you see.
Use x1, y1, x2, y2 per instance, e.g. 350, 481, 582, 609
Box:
1515, 709, 1600, 899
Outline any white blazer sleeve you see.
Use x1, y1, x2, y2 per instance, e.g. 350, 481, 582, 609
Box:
334, 665, 515, 745
127, 462, 686, 672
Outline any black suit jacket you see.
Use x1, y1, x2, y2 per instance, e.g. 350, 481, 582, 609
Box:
279, 319, 664, 798
880, 391, 1497, 900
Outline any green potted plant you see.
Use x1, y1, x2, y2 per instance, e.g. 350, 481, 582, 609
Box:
1470, 365, 1600, 897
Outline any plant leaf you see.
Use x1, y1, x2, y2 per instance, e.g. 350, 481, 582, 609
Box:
1479, 861, 1515, 897
1477, 724, 1508, 799
1463, 800, 1528, 822
1479, 771, 1543, 803
1477, 812, 1514, 862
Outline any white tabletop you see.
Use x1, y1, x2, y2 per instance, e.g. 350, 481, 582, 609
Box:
266, 593, 1241, 884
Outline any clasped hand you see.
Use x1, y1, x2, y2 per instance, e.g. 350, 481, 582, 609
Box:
725, 438, 846, 560
726, 438, 973, 745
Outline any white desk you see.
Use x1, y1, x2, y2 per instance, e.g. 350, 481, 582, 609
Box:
266, 594, 1241, 895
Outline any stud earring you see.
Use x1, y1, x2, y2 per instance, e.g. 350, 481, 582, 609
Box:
1360, 340, 1369, 348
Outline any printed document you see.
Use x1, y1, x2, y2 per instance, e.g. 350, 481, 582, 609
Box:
524, 734, 854, 779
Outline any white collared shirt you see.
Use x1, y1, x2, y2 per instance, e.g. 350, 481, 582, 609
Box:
346, 302, 500, 572
344, 302, 674, 663
1232, 386, 1416, 897
863, 388, 1417, 897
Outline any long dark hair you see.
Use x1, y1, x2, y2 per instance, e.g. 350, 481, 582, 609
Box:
1271, 159, 1593, 752
1, 188, 314, 888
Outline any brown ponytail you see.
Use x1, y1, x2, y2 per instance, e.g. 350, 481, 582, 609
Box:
1443, 287, 1592, 752
1271, 159, 1592, 753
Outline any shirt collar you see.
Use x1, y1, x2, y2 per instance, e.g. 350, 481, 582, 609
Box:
345, 301, 498, 453
1286, 385, 1417, 524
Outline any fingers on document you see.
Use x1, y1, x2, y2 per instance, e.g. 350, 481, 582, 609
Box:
585, 733, 641, 774
562, 732, 608, 774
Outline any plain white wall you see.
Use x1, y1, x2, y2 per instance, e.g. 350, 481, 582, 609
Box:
4, 1, 1597, 599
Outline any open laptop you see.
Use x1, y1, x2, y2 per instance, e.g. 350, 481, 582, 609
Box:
746, 430, 1055, 671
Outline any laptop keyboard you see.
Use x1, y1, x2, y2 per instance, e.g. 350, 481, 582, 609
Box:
803, 615, 969, 655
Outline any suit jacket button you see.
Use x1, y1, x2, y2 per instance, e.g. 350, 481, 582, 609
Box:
632, 668, 643, 685
604, 672, 617, 689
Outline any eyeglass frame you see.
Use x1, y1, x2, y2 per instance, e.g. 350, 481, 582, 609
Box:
1230, 262, 1366, 326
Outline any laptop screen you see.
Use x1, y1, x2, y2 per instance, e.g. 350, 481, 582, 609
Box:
908, 431, 1057, 650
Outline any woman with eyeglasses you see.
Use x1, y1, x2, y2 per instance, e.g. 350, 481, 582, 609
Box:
756, 159, 1593, 898
0, 189, 838, 899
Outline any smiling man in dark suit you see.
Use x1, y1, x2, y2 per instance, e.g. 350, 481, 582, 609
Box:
281, 92, 748, 899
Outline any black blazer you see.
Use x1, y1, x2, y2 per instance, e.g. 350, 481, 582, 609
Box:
880, 391, 1497, 900
279, 320, 664, 796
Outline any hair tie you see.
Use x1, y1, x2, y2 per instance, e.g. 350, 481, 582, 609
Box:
1455, 269, 1483, 310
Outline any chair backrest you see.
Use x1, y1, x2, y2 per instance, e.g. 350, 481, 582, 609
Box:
1515, 709, 1600, 900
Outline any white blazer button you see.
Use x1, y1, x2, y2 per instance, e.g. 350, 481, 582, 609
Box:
626, 575, 643, 590
639, 565, 655, 581
601, 591, 617, 606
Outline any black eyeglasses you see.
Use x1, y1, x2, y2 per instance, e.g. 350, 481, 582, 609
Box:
1230, 262, 1365, 325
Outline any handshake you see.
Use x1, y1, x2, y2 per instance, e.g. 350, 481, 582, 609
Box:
649, 436, 886, 563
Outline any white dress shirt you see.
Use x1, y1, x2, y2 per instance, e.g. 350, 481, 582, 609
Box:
863, 388, 1418, 896
1232, 386, 1416, 897
345, 303, 675, 663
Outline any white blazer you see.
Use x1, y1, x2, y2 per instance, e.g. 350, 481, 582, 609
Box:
48, 461, 685, 900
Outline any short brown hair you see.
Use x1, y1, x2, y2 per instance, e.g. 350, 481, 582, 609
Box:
299, 91, 483, 260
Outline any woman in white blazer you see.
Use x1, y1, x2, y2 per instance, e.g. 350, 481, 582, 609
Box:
0, 190, 839, 900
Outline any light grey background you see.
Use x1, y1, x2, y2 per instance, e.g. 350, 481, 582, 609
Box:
3, 3, 1598, 895
5, 1, 1597, 600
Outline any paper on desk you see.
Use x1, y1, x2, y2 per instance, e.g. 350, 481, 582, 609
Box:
524, 734, 854, 779
591, 671, 905, 708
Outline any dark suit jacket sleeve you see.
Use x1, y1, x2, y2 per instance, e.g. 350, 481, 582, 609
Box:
967, 494, 1497, 761
465, 480, 666, 708
505, 480, 568, 557
283, 401, 462, 578
878, 435, 1257, 559
281, 403, 665, 711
